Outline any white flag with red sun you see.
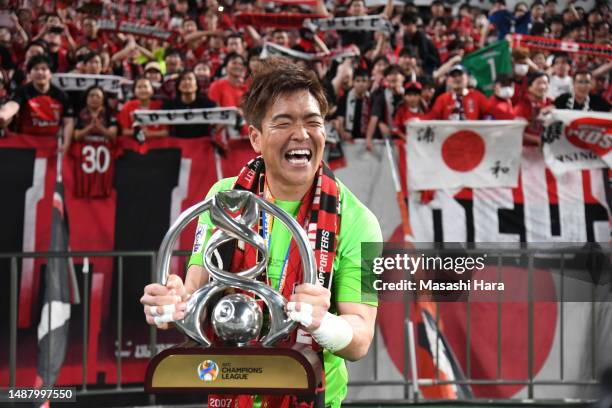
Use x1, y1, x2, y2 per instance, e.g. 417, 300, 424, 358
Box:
406, 120, 526, 191
542, 109, 612, 175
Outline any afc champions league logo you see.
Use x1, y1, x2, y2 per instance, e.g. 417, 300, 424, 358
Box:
198, 359, 219, 382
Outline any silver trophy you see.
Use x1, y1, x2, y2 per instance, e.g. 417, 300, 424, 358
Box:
155, 190, 317, 347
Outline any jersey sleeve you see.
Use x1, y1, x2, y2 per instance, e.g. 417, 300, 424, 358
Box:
117, 102, 134, 132
10, 85, 27, 106
335, 93, 347, 120
482, 91, 514, 119
423, 93, 445, 120
58, 89, 74, 118
207, 80, 221, 106
370, 90, 385, 119
332, 182, 382, 306
187, 177, 237, 268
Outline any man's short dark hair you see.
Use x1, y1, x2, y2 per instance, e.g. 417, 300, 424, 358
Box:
241, 58, 329, 130
371, 55, 390, 68
25, 40, 49, 55
383, 64, 406, 77
226, 32, 243, 44
223, 52, 246, 68
552, 52, 569, 65
574, 70, 592, 79
530, 22, 547, 35
401, 12, 419, 25
527, 71, 548, 86
433, 16, 448, 26
567, 20, 586, 31
27, 54, 52, 72
83, 51, 100, 64
550, 14, 563, 24
354, 68, 369, 79
247, 46, 263, 61
495, 73, 514, 86
398, 47, 415, 58
164, 47, 183, 59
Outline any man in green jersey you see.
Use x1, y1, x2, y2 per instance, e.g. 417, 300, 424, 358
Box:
141, 58, 382, 407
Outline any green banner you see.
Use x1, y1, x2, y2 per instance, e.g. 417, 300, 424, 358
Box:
462, 40, 512, 96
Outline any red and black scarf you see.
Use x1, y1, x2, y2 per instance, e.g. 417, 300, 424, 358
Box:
208, 156, 341, 408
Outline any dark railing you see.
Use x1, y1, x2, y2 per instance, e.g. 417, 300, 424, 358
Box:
2, 246, 610, 405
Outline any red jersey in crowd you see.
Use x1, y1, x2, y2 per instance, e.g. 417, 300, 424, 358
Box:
72, 106, 118, 197
77, 33, 118, 56
514, 94, 553, 144
208, 78, 248, 107
511, 76, 529, 105
424, 89, 514, 120
117, 99, 165, 136
488, 95, 516, 118
11, 83, 73, 136
432, 36, 450, 63
393, 104, 424, 136
70, 136, 118, 198
202, 49, 225, 78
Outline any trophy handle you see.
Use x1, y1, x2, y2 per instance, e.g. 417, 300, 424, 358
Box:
156, 190, 318, 347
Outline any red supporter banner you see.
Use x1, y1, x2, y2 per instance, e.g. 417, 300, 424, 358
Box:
511, 34, 612, 59
0, 134, 256, 387
234, 12, 327, 29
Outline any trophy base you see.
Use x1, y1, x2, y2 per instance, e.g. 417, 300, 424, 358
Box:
145, 341, 322, 395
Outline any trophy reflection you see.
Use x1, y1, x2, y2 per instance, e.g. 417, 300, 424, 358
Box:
145, 190, 322, 398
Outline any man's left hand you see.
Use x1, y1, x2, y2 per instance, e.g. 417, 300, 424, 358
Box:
286, 283, 331, 332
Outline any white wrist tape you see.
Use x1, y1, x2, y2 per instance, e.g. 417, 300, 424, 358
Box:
287, 302, 313, 327
311, 312, 354, 353
149, 304, 175, 317
154, 313, 175, 325
162, 304, 176, 314
149, 306, 162, 317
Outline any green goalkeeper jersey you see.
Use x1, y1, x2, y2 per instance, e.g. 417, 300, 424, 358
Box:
188, 176, 382, 407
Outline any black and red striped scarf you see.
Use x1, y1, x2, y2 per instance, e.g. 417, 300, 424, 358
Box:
235, 12, 327, 29
208, 156, 340, 408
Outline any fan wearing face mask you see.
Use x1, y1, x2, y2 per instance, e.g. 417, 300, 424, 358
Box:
488, 74, 516, 118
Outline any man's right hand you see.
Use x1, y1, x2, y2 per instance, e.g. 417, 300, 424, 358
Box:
140, 274, 188, 330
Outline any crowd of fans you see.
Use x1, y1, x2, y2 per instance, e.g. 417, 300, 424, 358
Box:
0, 0, 609, 153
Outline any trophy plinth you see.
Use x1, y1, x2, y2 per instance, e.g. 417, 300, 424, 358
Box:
145, 342, 322, 395
145, 190, 321, 398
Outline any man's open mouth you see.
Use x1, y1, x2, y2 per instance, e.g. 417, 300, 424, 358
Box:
284, 148, 312, 165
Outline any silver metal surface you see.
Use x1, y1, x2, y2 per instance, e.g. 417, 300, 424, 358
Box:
156, 190, 317, 347
212, 293, 263, 345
